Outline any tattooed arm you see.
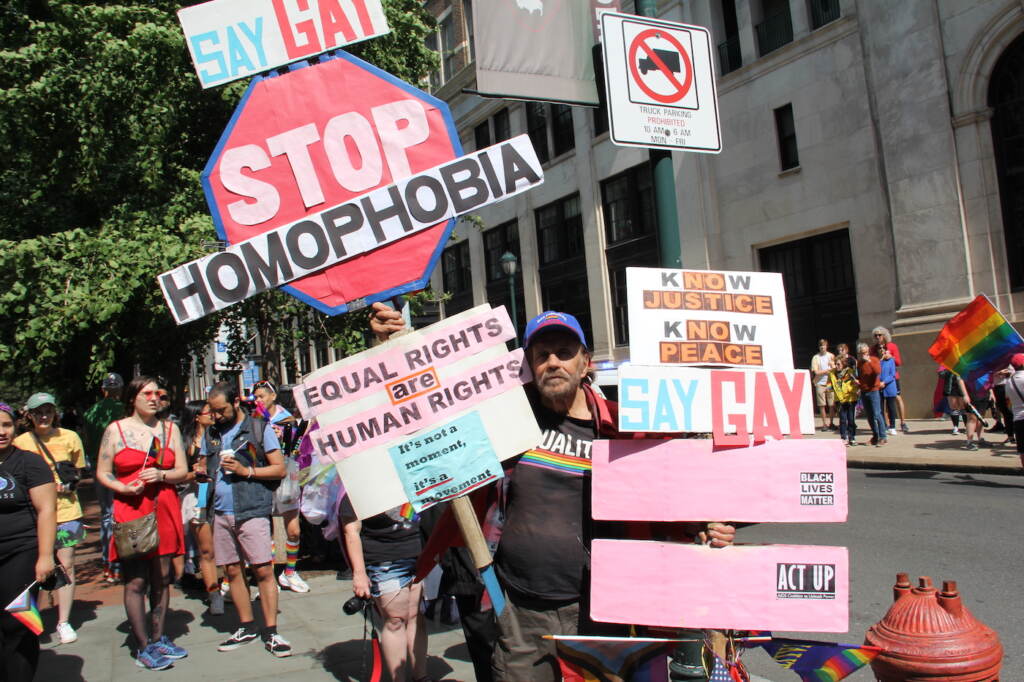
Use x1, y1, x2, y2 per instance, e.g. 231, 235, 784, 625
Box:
96, 422, 143, 496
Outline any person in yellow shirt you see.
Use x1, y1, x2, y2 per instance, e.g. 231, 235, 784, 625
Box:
13, 392, 86, 645
829, 344, 861, 447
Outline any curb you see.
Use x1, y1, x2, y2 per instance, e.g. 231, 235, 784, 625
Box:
847, 459, 1021, 476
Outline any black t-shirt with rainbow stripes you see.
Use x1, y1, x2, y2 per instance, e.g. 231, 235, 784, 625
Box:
495, 406, 595, 601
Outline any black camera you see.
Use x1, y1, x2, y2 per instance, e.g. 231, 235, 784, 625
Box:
342, 595, 371, 615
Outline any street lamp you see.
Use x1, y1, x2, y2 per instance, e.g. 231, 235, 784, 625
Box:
500, 251, 519, 346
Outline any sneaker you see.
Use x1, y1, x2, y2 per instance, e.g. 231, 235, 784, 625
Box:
218, 628, 259, 652
264, 633, 292, 658
964, 441, 979, 451
208, 590, 225, 616
887, 428, 897, 436
278, 571, 310, 594
135, 643, 173, 671
56, 622, 77, 644
901, 423, 911, 434
152, 636, 188, 660
847, 440, 856, 446
952, 427, 960, 435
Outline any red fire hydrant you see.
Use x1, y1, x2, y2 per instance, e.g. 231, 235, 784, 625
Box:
865, 573, 1002, 680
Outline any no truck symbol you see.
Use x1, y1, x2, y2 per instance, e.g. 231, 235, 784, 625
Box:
627, 28, 695, 106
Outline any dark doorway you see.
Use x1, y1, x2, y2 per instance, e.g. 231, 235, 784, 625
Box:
759, 229, 860, 368
990, 33, 1024, 290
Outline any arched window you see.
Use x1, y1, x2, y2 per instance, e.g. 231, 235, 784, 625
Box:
990, 33, 1024, 289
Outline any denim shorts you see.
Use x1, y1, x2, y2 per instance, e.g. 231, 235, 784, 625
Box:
366, 558, 416, 598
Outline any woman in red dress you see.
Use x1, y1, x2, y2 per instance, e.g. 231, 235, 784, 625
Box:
96, 376, 188, 670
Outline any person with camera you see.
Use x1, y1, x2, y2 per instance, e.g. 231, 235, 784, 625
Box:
0, 400, 56, 680
341, 499, 431, 682
14, 392, 86, 646
201, 382, 291, 658
97, 376, 189, 670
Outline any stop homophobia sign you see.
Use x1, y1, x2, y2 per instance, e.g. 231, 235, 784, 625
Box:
160, 133, 542, 324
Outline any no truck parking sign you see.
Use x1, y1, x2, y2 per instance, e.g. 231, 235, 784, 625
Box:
601, 12, 721, 152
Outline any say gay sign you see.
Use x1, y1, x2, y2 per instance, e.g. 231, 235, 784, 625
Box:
617, 364, 814, 441
626, 267, 793, 369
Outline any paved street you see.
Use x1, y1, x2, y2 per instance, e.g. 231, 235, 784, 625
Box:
742, 467, 1023, 680
31, 420, 1021, 680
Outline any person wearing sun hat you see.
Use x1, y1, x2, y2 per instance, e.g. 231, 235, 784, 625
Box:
13, 392, 87, 645
1003, 353, 1024, 469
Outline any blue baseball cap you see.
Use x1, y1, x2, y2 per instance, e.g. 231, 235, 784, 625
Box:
523, 311, 588, 349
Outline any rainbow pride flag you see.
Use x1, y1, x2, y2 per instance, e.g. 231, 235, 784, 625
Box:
5, 584, 43, 635
761, 639, 880, 681
928, 295, 1024, 388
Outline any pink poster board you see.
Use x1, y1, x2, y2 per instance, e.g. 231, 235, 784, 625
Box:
591, 540, 849, 632
592, 439, 846, 522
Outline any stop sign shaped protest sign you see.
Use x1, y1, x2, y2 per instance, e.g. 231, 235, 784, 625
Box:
201, 51, 460, 315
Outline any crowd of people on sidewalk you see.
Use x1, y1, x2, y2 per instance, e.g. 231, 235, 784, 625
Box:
0, 306, 738, 681
811, 329, 1024, 467
810, 328, 910, 447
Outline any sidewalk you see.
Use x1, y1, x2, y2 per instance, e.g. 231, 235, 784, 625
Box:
809, 418, 1022, 475
36, 483, 476, 681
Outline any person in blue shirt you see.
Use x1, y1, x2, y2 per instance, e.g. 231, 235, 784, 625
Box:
879, 344, 899, 435
200, 382, 290, 658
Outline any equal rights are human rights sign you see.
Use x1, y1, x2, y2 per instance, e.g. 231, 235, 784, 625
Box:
296, 305, 541, 519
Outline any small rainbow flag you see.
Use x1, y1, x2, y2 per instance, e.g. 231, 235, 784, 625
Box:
5, 584, 43, 635
928, 295, 1024, 389
253, 401, 271, 420
398, 502, 418, 522
761, 638, 881, 681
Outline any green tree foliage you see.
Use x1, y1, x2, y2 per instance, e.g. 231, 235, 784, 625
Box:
0, 0, 437, 407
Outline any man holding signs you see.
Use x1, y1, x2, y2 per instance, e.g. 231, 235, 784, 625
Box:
371, 304, 736, 682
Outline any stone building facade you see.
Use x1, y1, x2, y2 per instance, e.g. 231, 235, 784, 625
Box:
425, 0, 1024, 415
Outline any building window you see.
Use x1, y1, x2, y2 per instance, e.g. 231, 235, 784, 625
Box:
474, 120, 491, 150
493, 108, 511, 142
592, 45, 609, 136
527, 102, 575, 164
774, 104, 799, 170
483, 220, 525, 336
536, 194, 583, 266
535, 194, 592, 343
602, 164, 659, 345
551, 104, 576, 157
526, 102, 550, 164
426, 10, 459, 89
809, 0, 841, 29
755, 0, 793, 56
442, 240, 473, 315
717, 0, 742, 75
297, 343, 311, 376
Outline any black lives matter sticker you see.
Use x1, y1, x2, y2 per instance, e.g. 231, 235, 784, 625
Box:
777, 563, 836, 599
799, 472, 834, 506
